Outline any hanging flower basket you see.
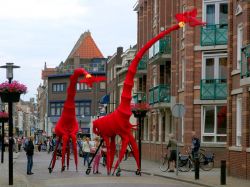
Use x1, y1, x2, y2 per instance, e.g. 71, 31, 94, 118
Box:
0, 81, 27, 103
131, 102, 150, 118
0, 111, 9, 123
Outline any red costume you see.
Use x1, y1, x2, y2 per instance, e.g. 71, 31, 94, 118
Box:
50, 68, 105, 172
92, 8, 204, 175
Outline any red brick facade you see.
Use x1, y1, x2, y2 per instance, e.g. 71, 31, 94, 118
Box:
227, 0, 250, 179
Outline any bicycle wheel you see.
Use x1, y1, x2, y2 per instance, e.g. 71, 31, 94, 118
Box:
159, 156, 169, 172
199, 154, 214, 171
178, 158, 191, 172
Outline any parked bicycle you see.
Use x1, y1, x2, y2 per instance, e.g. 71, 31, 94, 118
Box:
178, 148, 215, 172
159, 151, 189, 172
159, 148, 215, 172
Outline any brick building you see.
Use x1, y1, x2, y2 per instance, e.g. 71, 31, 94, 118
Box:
133, 0, 229, 166
227, 0, 250, 179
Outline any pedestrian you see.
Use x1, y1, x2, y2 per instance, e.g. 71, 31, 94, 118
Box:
82, 137, 90, 166
124, 145, 130, 161
191, 131, 200, 159
92, 137, 102, 174
38, 141, 42, 152
101, 142, 107, 167
25, 136, 34, 175
18, 137, 22, 152
167, 134, 177, 172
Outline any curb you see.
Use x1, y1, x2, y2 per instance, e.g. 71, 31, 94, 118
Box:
121, 168, 215, 187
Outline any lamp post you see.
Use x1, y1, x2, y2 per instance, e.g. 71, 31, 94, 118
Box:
1, 104, 6, 163
131, 92, 148, 174
0, 62, 20, 185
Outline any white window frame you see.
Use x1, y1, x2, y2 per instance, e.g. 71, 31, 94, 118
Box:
202, 0, 228, 24
100, 82, 106, 90
201, 105, 227, 144
181, 58, 185, 89
236, 97, 242, 146
181, 117, 184, 143
237, 24, 243, 69
182, 5, 186, 38
202, 53, 227, 79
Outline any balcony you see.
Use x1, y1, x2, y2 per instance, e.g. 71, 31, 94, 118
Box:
132, 92, 146, 104
149, 84, 170, 105
241, 44, 250, 78
148, 36, 171, 65
201, 24, 228, 46
137, 56, 147, 71
200, 79, 227, 100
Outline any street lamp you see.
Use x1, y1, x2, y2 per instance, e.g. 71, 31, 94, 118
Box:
131, 92, 148, 174
0, 62, 20, 185
0, 103, 6, 163
0, 63, 20, 83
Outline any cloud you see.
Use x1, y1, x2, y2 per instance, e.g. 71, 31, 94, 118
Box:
0, 0, 88, 20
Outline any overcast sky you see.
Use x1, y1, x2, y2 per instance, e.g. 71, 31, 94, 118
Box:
0, 0, 137, 101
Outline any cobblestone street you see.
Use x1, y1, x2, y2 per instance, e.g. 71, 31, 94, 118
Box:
0, 151, 199, 187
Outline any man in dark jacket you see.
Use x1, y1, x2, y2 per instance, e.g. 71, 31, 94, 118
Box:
25, 137, 34, 175
191, 131, 200, 159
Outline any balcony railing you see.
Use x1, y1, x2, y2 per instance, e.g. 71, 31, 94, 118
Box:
138, 56, 148, 70
200, 79, 227, 100
240, 44, 250, 78
149, 84, 170, 104
132, 92, 146, 104
149, 36, 171, 59
201, 24, 228, 46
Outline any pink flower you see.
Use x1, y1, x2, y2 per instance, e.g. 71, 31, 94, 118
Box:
0, 111, 8, 119
0, 81, 27, 94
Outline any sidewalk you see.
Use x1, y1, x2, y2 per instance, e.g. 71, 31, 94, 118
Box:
119, 157, 250, 187
0, 152, 30, 187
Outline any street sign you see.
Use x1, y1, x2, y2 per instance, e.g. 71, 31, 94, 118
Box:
172, 103, 185, 118
171, 103, 185, 177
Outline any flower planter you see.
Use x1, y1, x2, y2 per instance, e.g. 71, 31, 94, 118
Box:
0, 92, 21, 103
0, 118, 8, 123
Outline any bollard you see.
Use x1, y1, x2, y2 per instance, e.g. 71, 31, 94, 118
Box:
195, 157, 199, 180
221, 160, 226, 185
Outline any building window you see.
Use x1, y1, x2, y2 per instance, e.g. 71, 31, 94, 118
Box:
202, 105, 227, 143
76, 83, 91, 91
203, 0, 228, 25
236, 97, 242, 146
181, 58, 185, 89
75, 102, 91, 116
52, 83, 66, 92
237, 24, 243, 69
99, 82, 106, 90
50, 102, 64, 116
202, 53, 227, 80
182, 5, 186, 38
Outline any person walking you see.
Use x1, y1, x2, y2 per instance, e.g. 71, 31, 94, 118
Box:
25, 136, 34, 175
82, 137, 90, 166
18, 137, 22, 152
167, 134, 177, 172
191, 131, 200, 159
92, 137, 102, 174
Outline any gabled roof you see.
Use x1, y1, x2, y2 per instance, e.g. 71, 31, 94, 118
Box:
67, 31, 104, 59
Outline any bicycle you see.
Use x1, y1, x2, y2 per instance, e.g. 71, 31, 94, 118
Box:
199, 148, 215, 171
178, 148, 215, 172
159, 151, 189, 172
159, 153, 169, 172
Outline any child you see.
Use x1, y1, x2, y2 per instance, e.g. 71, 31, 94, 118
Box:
92, 137, 102, 174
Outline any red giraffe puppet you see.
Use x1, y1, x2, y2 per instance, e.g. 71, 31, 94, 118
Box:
92, 8, 205, 175
50, 68, 106, 172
